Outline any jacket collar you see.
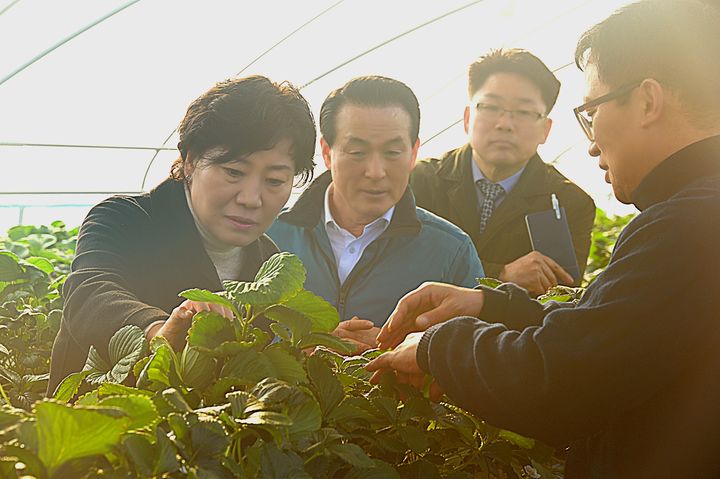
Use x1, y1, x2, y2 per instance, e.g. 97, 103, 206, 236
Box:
632, 135, 720, 211
278, 170, 421, 236
435, 145, 554, 248
438, 144, 551, 197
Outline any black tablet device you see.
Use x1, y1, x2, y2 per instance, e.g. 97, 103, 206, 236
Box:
525, 206, 581, 283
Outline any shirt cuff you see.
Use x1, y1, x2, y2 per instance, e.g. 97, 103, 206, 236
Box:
417, 324, 443, 374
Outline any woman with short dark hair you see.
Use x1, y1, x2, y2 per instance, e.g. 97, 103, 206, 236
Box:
48, 75, 316, 394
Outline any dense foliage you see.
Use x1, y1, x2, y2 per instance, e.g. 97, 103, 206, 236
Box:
0, 210, 633, 478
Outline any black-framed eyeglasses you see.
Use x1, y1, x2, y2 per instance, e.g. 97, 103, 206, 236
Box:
474, 102, 546, 126
573, 80, 642, 141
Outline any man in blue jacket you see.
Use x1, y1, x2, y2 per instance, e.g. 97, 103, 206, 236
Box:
369, 1, 720, 477
269, 76, 483, 353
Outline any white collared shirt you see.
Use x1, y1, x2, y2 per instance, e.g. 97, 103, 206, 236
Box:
324, 186, 394, 285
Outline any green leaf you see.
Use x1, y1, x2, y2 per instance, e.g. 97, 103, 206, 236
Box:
307, 355, 343, 416
161, 388, 192, 413
223, 252, 305, 306
203, 377, 248, 405
98, 394, 160, 431
97, 382, 153, 398
179, 288, 237, 312
281, 290, 339, 333
187, 311, 236, 351
343, 459, 400, 479
0, 404, 30, 429
178, 346, 216, 389
52, 371, 90, 402
23, 234, 57, 253
498, 429, 536, 449
108, 324, 149, 378
123, 431, 180, 476
476, 277, 502, 288
328, 443, 374, 468
399, 424, 429, 453
188, 415, 229, 459
270, 322, 291, 342
399, 396, 436, 422
25, 257, 54, 275
287, 391, 322, 436
226, 390, 253, 417
328, 397, 380, 424
83, 325, 148, 385
264, 305, 311, 340
220, 347, 306, 385
296, 332, 355, 355
0, 252, 25, 282
74, 390, 99, 406
137, 343, 176, 389
0, 445, 47, 479
220, 350, 270, 385
263, 346, 307, 384
238, 410, 294, 426
7, 225, 35, 241
259, 442, 310, 479
35, 400, 130, 475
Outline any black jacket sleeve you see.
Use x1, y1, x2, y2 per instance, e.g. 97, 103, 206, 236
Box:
63, 197, 169, 351
417, 198, 720, 446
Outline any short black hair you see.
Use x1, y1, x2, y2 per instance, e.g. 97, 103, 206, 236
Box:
575, 0, 720, 125
171, 75, 316, 185
319, 75, 420, 147
468, 48, 561, 114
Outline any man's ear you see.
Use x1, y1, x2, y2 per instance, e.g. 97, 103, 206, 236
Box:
539, 117, 553, 145
637, 78, 665, 128
409, 138, 420, 170
463, 106, 471, 134
320, 137, 333, 170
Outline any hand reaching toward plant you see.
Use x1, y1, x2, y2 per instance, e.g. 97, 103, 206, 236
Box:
366, 332, 444, 402
499, 251, 575, 297
146, 299, 235, 350
376, 282, 485, 350
331, 317, 380, 354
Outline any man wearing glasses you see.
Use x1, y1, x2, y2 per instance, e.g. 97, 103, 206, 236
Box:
369, 1, 720, 477
410, 49, 595, 296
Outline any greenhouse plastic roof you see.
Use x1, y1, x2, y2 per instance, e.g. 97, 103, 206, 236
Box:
0, 0, 638, 222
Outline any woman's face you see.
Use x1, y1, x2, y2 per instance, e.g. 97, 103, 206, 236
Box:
185, 138, 295, 247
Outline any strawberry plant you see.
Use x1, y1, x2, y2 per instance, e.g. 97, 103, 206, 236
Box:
1, 252, 563, 478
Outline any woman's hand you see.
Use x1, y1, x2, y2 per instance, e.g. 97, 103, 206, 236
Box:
147, 299, 234, 351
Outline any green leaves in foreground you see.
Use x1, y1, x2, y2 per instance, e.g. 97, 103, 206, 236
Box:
0, 251, 565, 478
83, 325, 148, 385
36, 400, 130, 476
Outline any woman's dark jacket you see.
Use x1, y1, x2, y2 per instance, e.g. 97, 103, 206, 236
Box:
48, 179, 278, 394
417, 136, 720, 478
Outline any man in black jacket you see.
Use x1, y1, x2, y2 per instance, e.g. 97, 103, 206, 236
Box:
369, 1, 720, 477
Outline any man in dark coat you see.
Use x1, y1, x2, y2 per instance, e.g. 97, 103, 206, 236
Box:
370, 1, 720, 477
411, 49, 595, 296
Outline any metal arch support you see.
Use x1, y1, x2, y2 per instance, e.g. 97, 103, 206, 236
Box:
0, 0, 143, 88
299, 0, 488, 90
139, 0, 346, 191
